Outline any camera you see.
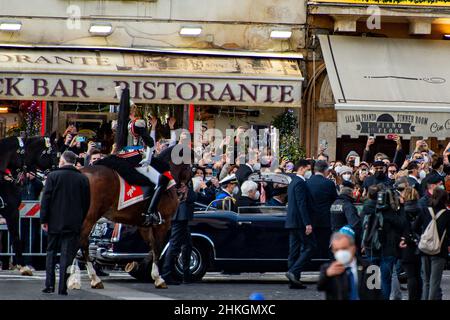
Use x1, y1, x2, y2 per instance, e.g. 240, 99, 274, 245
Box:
376, 187, 401, 211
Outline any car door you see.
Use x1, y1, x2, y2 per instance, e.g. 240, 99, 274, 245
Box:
233, 210, 288, 260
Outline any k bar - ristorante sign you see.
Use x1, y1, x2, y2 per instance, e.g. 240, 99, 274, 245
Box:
0, 49, 302, 107
337, 111, 450, 139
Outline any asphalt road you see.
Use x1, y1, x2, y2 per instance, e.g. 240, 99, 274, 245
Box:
2, 270, 450, 300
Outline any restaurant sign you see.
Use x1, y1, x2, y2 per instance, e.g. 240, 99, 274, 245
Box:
0, 49, 302, 107
337, 111, 450, 139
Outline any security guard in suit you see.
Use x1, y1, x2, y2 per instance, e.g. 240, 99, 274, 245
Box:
161, 182, 197, 285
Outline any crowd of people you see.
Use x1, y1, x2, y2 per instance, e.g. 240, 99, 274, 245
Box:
285, 136, 450, 301
3, 108, 450, 300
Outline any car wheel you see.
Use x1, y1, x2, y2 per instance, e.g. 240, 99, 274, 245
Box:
174, 243, 209, 282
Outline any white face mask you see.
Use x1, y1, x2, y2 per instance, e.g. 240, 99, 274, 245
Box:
205, 176, 212, 182
419, 170, 427, 180
232, 186, 239, 195
334, 249, 353, 266
252, 163, 261, 171
254, 191, 260, 200
304, 170, 312, 179
342, 173, 352, 181
388, 173, 395, 179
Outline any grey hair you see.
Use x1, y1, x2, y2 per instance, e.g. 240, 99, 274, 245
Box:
241, 180, 258, 197
330, 232, 355, 246
61, 150, 77, 165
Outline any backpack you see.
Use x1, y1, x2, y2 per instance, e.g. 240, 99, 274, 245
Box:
361, 209, 384, 252
418, 207, 447, 255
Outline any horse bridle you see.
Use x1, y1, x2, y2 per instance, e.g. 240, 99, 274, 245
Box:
11, 136, 57, 184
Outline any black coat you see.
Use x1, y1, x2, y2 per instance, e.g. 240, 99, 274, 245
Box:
401, 200, 421, 263
413, 206, 450, 258
418, 193, 431, 210
235, 164, 253, 186
285, 176, 313, 229
330, 194, 362, 240
173, 186, 196, 221
307, 174, 338, 228
362, 175, 393, 192
40, 166, 90, 234
360, 199, 406, 257
317, 258, 383, 300
236, 196, 259, 212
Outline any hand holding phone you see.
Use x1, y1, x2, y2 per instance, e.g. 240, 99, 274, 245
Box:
354, 156, 360, 167
386, 134, 397, 140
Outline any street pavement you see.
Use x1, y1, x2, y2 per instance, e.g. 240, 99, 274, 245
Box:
2, 270, 450, 300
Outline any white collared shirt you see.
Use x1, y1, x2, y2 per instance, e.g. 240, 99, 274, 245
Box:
408, 175, 419, 183
296, 174, 306, 181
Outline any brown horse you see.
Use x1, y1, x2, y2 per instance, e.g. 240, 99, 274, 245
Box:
79, 165, 179, 289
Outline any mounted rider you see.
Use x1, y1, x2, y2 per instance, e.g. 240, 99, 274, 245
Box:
114, 86, 172, 226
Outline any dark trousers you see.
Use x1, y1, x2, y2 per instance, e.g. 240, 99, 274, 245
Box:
287, 229, 317, 279
161, 221, 192, 280
45, 232, 79, 294
402, 261, 422, 300
314, 227, 332, 259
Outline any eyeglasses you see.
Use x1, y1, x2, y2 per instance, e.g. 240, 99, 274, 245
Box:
388, 170, 397, 174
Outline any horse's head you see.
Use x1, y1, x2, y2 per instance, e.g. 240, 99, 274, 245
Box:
24, 133, 59, 173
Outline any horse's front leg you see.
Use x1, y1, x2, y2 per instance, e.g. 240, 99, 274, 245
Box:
80, 219, 104, 289
150, 226, 168, 289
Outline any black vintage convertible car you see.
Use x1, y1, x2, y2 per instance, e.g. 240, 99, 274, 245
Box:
87, 172, 334, 282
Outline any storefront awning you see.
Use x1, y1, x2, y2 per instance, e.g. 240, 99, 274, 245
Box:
319, 35, 450, 139
0, 48, 303, 107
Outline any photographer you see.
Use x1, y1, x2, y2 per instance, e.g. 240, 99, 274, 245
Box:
361, 184, 407, 300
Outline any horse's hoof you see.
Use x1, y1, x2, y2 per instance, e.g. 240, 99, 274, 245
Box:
155, 278, 167, 289
19, 266, 33, 276
91, 282, 104, 289
125, 261, 138, 273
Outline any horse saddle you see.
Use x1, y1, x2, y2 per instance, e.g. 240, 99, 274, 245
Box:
117, 174, 153, 211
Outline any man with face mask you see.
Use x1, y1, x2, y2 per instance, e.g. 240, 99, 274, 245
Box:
214, 174, 238, 211
236, 180, 260, 212
285, 159, 316, 289
317, 231, 382, 300
362, 161, 393, 193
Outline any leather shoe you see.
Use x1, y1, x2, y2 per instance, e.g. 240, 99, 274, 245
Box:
58, 291, 68, 296
42, 287, 54, 294
289, 282, 307, 289
285, 272, 303, 286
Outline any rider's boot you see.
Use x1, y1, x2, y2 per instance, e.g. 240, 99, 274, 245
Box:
142, 174, 170, 226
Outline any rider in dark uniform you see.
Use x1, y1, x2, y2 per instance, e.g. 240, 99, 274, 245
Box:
115, 87, 171, 226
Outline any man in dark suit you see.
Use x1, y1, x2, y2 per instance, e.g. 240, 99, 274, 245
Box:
407, 161, 423, 197
318, 231, 382, 300
307, 160, 338, 259
161, 182, 197, 285
40, 151, 90, 295
235, 162, 254, 186
285, 159, 316, 289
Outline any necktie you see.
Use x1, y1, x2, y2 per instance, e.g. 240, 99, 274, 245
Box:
346, 267, 360, 300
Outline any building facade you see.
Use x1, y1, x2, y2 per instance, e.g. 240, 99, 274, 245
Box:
0, 0, 307, 139
305, 0, 450, 160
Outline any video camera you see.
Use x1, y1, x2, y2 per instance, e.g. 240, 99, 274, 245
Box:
376, 186, 401, 212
